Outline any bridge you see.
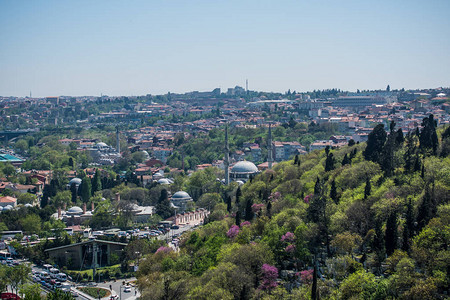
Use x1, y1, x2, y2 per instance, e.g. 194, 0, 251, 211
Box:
0, 130, 35, 141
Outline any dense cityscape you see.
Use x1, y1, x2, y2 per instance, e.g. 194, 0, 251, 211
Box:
1, 0, 450, 299
0, 85, 449, 299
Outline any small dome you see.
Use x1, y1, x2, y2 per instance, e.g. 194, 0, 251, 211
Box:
231, 161, 258, 173
142, 151, 150, 159
96, 142, 108, 148
0, 206, 3, 212
69, 178, 82, 185
25, 203, 33, 208
172, 191, 191, 199
3, 205, 13, 211
236, 180, 245, 186
158, 178, 170, 185
67, 206, 83, 214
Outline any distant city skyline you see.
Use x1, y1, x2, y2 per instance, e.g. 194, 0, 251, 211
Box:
1, 0, 449, 97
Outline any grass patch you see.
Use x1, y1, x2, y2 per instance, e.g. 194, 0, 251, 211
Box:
78, 287, 111, 298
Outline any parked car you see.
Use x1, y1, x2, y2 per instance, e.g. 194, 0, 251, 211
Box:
123, 286, 131, 293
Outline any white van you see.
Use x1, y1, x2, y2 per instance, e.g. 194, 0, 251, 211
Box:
49, 268, 59, 278
83, 228, 92, 238
56, 273, 67, 282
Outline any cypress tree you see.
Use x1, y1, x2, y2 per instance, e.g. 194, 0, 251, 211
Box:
91, 169, 102, 195
419, 114, 439, 156
330, 180, 338, 204
417, 187, 432, 231
402, 199, 414, 252
69, 157, 74, 169
325, 152, 335, 172
373, 218, 384, 254
294, 154, 299, 165
364, 177, 371, 199
41, 184, 50, 208
385, 210, 398, 256
235, 211, 241, 226
244, 199, 254, 221
235, 186, 242, 205
395, 128, 404, 147
70, 182, 77, 203
364, 124, 387, 163
266, 201, 272, 218
341, 153, 350, 166
311, 262, 318, 300
226, 195, 232, 212
79, 178, 91, 203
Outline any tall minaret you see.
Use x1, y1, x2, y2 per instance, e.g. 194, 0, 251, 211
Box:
116, 126, 120, 153
224, 124, 230, 185
268, 122, 273, 169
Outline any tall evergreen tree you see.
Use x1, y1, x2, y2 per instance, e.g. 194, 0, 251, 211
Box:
325, 152, 335, 172
341, 153, 350, 166
41, 184, 50, 208
419, 114, 439, 156
311, 262, 318, 300
364, 177, 371, 199
244, 199, 254, 221
385, 210, 398, 256
266, 201, 272, 218
70, 182, 77, 203
373, 218, 384, 254
293, 154, 299, 165
235, 211, 241, 226
79, 178, 91, 203
417, 186, 432, 231
91, 169, 102, 195
330, 180, 338, 204
235, 186, 242, 205
156, 189, 174, 219
364, 124, 387, 163
226, 195, 232, 212
402, 199, 414, 252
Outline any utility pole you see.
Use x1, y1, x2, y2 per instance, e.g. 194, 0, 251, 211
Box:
224, 124, 230, 185
92, 242, 98, 282
268, 122, 273, 169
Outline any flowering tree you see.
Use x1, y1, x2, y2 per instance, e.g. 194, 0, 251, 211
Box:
240, 221, 251, 227
285, 244, 296, 253
227, 225, 240, 238
251, 203, 264, 213
281, 232, 295, 242
298, 269, 313, 284
155, 246, 172, 254
269, 192, 281, 202
304, 194, 313, 204
258, 264, 278, 291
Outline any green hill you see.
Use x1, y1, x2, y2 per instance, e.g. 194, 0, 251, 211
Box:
136, 117, 450, 300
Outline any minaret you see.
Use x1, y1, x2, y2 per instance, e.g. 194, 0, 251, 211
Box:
116, 126, 120, 153
224, 124, 230, 185
268, 122, 273, 169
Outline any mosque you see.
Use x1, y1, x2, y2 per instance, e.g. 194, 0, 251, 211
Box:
224, 123, 274, 184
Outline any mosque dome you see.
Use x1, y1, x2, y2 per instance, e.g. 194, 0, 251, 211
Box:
67, 206, 83, 215
171, 191, 192, 200
3, 205, 13, 211
25, 203, 33, 208
231, 161, 258, 173
158, 178, 171, 185
0, 206, 3, 212
96, 142, 108, 148
235, 180, 245, 186
69, 178, 82, 186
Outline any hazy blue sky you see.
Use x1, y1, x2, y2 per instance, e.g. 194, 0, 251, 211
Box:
1, 0, 449, 97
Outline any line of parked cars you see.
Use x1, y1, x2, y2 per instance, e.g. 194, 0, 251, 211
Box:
32, 264, 78, 296
0, 256, 19, 266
